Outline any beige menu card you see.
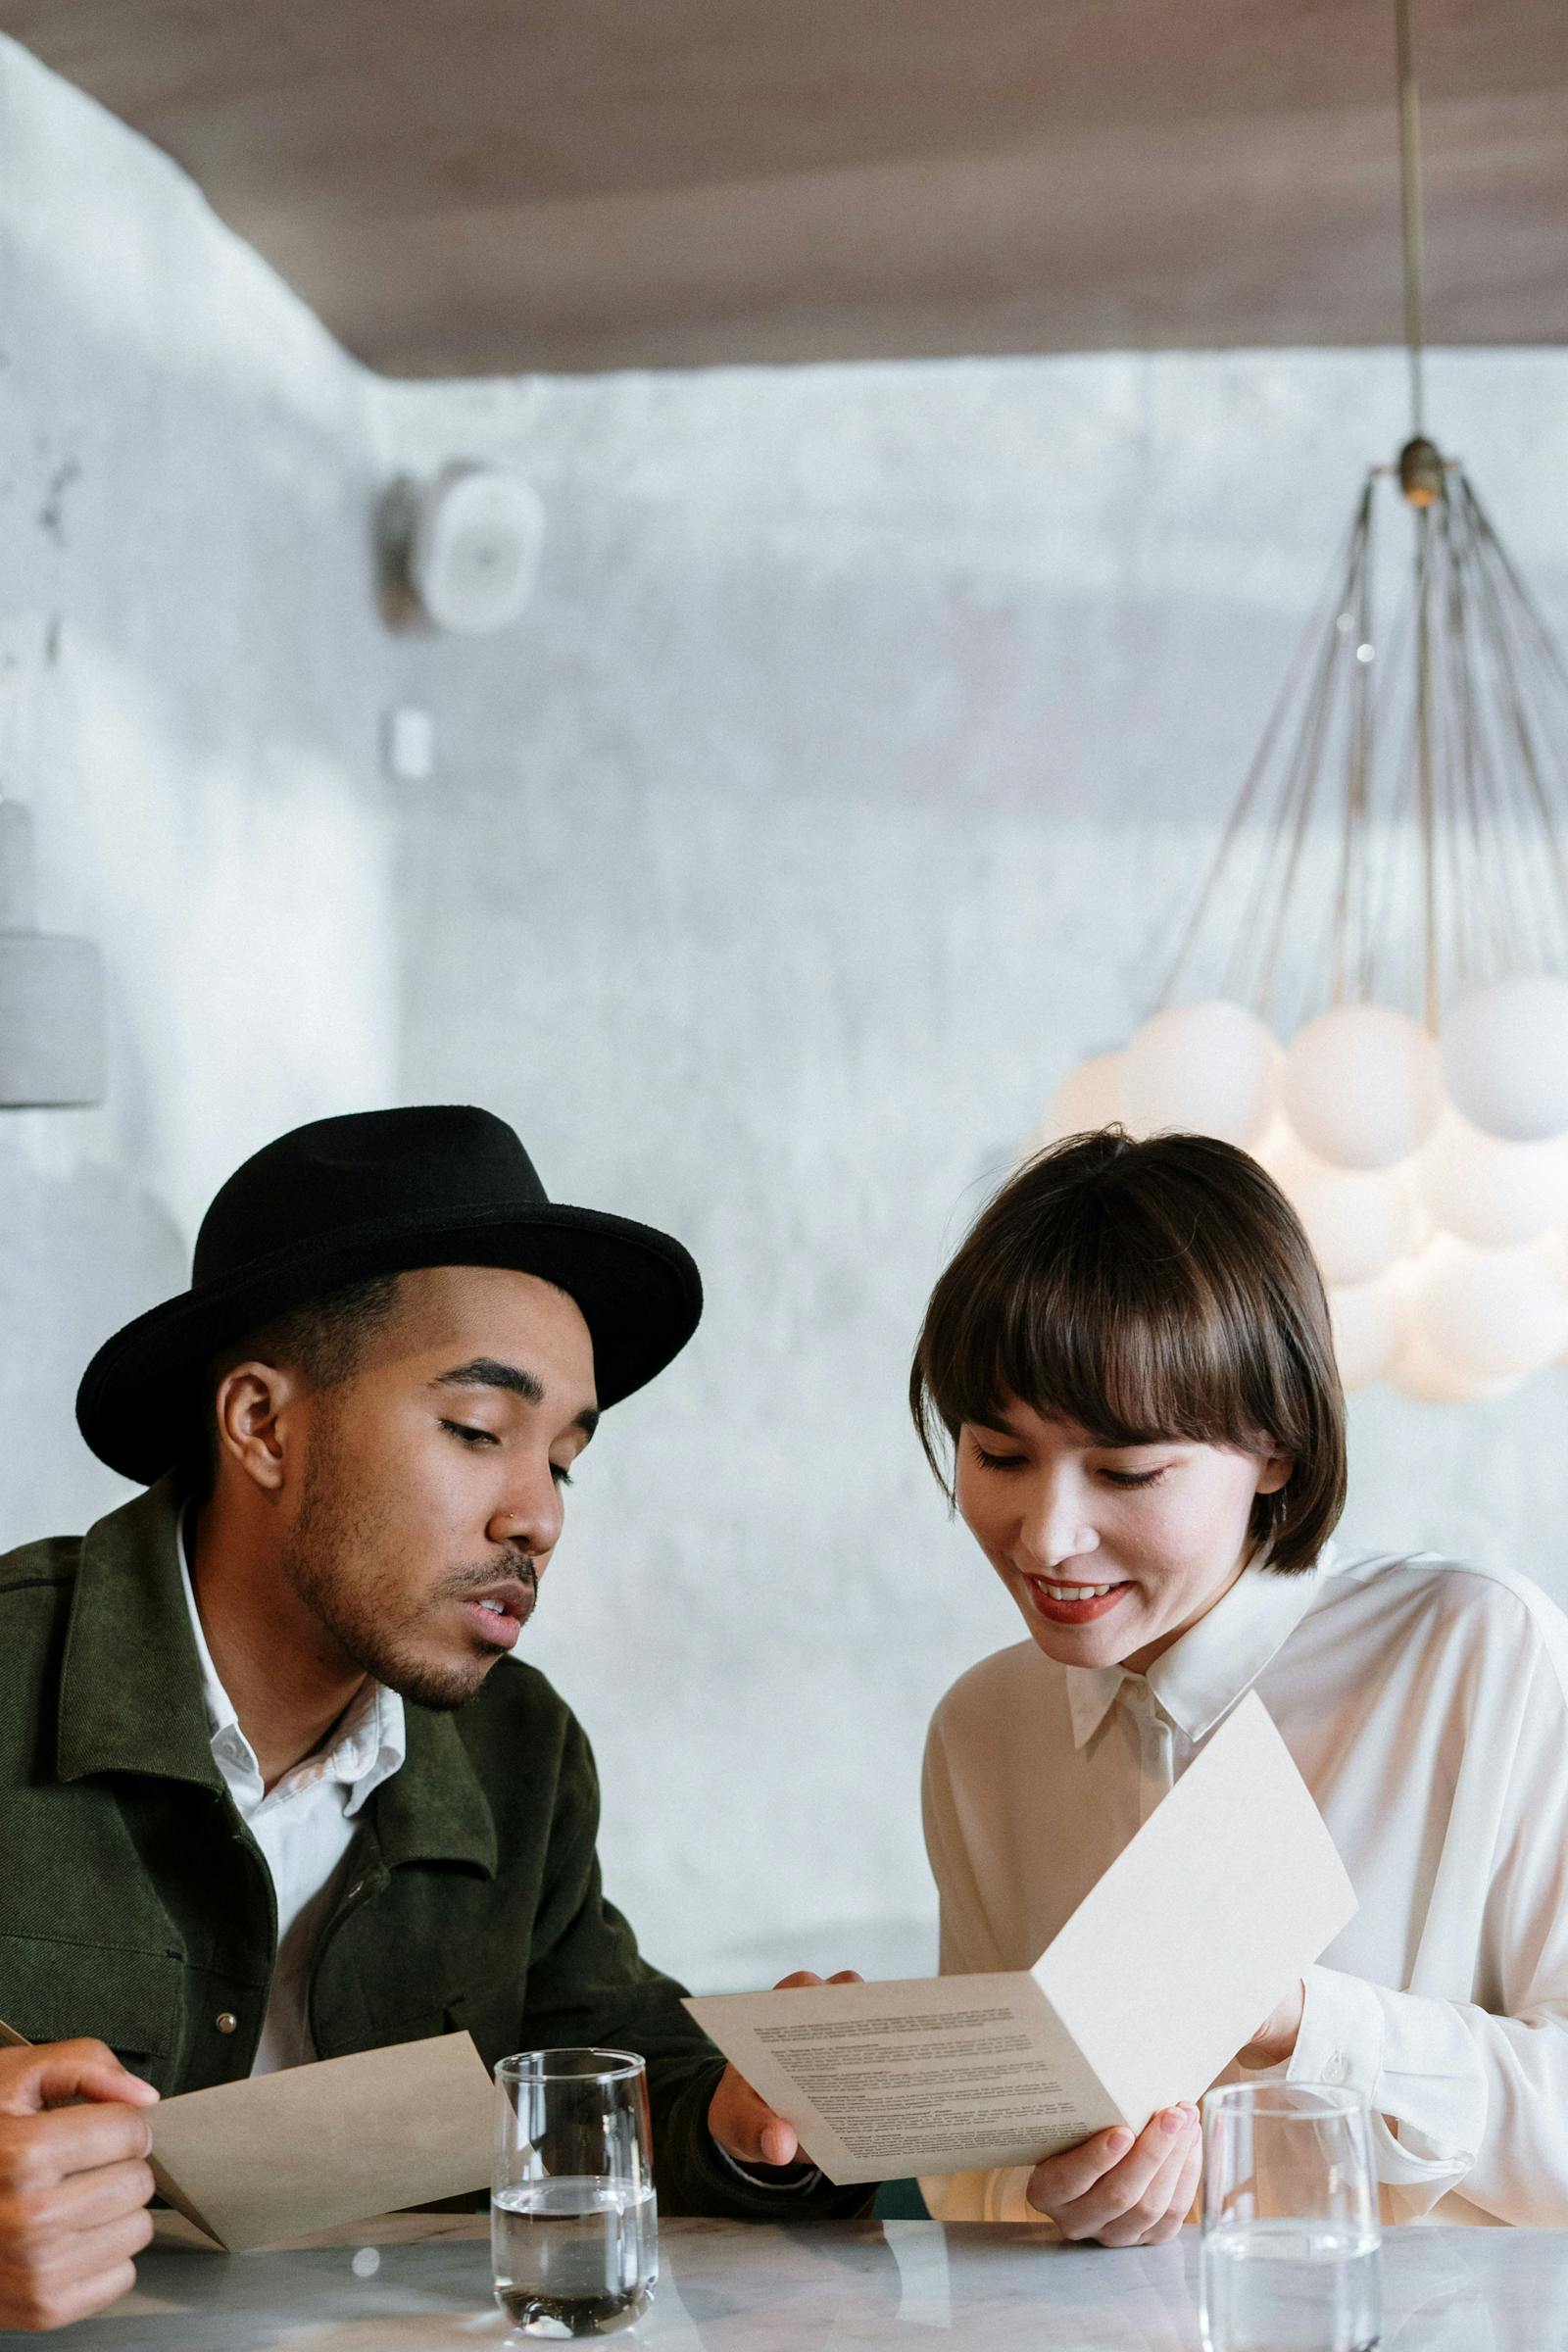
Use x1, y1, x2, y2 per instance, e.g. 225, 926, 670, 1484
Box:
0, 2024, 495, 2251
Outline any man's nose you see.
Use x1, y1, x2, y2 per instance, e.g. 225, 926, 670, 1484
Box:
487, 1474, 564, 1560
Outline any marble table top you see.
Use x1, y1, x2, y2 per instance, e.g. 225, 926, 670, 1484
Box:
7, 2210, 1558, 2348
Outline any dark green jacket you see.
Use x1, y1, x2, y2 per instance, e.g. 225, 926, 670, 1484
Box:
0, 1481, 858, 2220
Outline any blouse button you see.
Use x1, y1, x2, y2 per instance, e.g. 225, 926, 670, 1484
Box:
215, 2011, 239, 2035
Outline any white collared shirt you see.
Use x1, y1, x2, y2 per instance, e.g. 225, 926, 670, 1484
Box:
176, 1517, 406, 2073
921, 1546, 1568, 2228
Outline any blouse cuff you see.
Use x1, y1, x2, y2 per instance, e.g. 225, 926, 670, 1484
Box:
1289, 1965, 1483, 2189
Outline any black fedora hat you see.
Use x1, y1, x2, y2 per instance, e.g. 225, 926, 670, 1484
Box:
76, 1104, 703, 1484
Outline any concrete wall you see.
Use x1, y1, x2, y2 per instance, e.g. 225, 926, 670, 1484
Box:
0, 38, 398, 1544
9, 30, 1568, 2001
377, 352, 1568, 1989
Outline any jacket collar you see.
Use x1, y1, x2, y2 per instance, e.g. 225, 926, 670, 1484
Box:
57, 1478, 223, 1789
56, 1481, 498, 1877
372, 1706, 498, 1878
1065, 1542, 1337, 1750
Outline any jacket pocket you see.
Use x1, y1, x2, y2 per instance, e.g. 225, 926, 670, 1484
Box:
0, 1930, 179, 2067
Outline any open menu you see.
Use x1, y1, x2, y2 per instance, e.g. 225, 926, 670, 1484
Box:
685, 1690, 1357, 2185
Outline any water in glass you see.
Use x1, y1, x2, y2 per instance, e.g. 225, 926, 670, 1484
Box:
1201, 2219, 1381, 2352
492, 2176, 657, 2336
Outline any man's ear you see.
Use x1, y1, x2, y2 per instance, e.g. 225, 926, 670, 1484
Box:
213, 1361, 306, 1495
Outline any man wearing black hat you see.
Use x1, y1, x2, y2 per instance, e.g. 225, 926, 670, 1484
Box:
0, 1107, 861, 2332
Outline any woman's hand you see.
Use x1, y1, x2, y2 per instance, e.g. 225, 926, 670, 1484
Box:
1236, 1978, 1306, 2070
1025, 2105, 1201, 2246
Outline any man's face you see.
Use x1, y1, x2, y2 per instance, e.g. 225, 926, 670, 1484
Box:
278, 1265, 598, 1708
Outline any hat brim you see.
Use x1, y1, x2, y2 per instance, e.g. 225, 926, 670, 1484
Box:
75, 1200, 703, 1484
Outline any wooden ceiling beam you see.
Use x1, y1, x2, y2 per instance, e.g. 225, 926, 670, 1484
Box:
4, 0, 1564, 373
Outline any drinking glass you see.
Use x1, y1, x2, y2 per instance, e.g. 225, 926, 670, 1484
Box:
492, 2048, 658, 2337
1200, 2082, 1381, 2352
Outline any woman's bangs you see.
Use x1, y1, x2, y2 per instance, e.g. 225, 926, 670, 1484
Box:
957, 1240, 1255, 1450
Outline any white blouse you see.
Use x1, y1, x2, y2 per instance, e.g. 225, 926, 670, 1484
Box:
920, 1546, 1568, 2228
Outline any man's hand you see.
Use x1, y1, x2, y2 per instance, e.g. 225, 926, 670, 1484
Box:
1236, 1978, 1306, 2070
708, 1970, 861, 2170
1026, 2106, 1201, 2246
0, 2041, 160, 2333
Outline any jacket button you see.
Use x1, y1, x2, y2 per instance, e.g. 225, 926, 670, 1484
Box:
215, 2012, 239, 2035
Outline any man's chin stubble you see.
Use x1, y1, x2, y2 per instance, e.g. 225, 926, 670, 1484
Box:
336, 1622, 499, 1712
287, 1566, 502, 1710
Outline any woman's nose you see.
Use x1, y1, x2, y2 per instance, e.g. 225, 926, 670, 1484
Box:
1019, 1477, 1100, 1568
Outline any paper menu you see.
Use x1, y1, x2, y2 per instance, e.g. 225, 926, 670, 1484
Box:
685, 1690, 1357, 2185
0, 2023, 494, 2250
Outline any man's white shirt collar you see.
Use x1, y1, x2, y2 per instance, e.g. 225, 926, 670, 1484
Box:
1064, 1542, 1339, 1751
175, 1503, 406, 1818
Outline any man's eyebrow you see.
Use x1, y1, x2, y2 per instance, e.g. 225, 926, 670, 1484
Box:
432, 1357, 545, 1403
430, 1357, 599, 1438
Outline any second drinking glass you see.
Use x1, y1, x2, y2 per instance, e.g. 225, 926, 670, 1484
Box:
1200, 2082, 1382, 2352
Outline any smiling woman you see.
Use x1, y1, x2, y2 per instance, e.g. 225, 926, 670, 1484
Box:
910, 1127, 1346, 1581
907, 1126, 1568, 2238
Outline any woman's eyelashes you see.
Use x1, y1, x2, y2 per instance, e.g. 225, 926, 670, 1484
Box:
969, 1439, 1170, 1489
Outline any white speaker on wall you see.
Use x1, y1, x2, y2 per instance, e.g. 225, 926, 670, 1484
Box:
402, 462, 547, 634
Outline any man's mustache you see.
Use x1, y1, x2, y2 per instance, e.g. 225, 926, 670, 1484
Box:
443, 1555, 539, 1620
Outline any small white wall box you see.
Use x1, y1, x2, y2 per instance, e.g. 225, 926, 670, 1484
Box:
406, 462, 546, 634
0, 800, 106, 1107
383, 707, 436, 784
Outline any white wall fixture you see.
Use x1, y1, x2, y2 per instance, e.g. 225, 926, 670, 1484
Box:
382, 705, 436, 783
0, 798, 106, 1108
1035, 0, 1568, 1403
390, 461, 547, 635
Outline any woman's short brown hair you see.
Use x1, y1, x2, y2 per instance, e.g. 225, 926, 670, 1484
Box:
909, 1129, 1346, 1574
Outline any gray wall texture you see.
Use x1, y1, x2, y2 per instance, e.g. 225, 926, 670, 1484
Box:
0, 40, 398, 1544
6, 33, 1568, 1991
376, 357, 1568, 1989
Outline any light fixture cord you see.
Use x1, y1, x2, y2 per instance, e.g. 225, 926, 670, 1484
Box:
1396, 0, 1427, 441
1396, 0, 1443, 1020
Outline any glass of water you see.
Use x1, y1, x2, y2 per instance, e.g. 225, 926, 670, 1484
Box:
492, 2048, 658, 2338
1200, 2082, 1381, 2352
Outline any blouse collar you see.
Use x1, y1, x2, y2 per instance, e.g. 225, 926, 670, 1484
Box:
1065, 1541, 1338, 1750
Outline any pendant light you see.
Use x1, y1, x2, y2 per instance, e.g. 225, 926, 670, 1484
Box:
1038, 0, 1568, 1400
